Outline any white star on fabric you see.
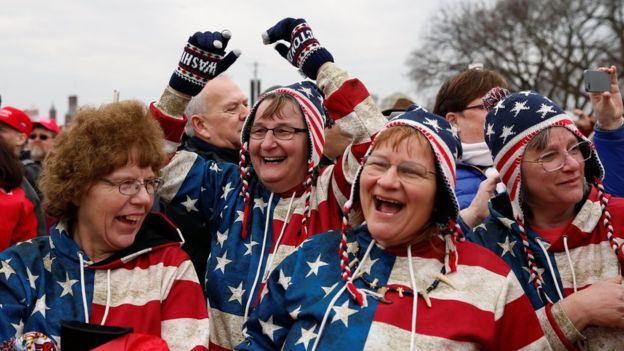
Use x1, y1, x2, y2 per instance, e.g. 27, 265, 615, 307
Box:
536, 103, 556, 119
216, 230, 228, 248
474, 223, 487, 232
180, 195, 199, 213
493, 100, 505, 115
306, 254, 329, 277
499, 125, 516, 143
214, 251, 232, 273
359, 257, 379, 276
290, 305, 302, 320
11, 320, 23, 338
235, 210, 245, 223
510, 100, 530, 117
221, 182, 234, 200
346, 241, 359, 255
244, 240, 258, 256
260, 316, 283, 342
31, 295, 49, 317
26, 268, 39, 290
331, 299, 358, 327
298, 86, 313, 98
519, 91, 534, 96
0, 259, 15, 280
322, 283, 338, 297
55, 221, 68, 235
448, 125, 459, 139
497, 236, 517, 257
43, 253, 54, 272
228, 282, 245, 304
209, 163, 222, 173
254, 198, 268, 213
485, 123, 495, 140
57, 273, 78, 297
278, 270, 292, 290
423, 117, 442, 132
296, 325, 318, 349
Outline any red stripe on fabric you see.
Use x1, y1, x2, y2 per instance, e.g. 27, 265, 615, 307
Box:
373, 293, 494, 342
161, 279, 209, 320
290, 90, 325, 157
209, 342, 232, 351
421, 127, 456, 182
331, 156, 352, 202
91, 300, 162, 335
324, 79, 370, 120
493, 292, 546, 350
149, 102, 187, 142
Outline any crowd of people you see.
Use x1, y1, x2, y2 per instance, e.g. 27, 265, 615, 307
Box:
0, 16, 623, 351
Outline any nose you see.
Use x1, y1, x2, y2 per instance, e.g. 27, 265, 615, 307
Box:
240, 105, 250, 120
376, 166, 401, 188
561, 152, 583, 171
130, 185, 154, 207
260, 130, 278, 149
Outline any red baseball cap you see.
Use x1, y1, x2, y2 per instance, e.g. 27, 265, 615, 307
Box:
0, 106, 32, 135
33, 118, 61, 135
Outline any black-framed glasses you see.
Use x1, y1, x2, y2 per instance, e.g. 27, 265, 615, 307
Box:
100, 178, 163, 196
249, 126, 308, 140
523, 140, 592, 172
363, 155, 436, 183
462, 104, 486, 111
29, 133, 51, 141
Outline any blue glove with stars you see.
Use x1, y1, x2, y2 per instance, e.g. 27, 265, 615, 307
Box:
262, 18, 334, 80
169, 30, 241, 96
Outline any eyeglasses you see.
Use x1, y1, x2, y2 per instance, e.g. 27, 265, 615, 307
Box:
29, 133, 52, 141
523, 140, 592, 172
363, 155, 436, 183
100, 178, 163, 196
462, 104, 486, 111
249, 126, 308, 140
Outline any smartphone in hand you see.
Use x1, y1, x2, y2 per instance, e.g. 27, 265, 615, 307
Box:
584, 70, 611, 93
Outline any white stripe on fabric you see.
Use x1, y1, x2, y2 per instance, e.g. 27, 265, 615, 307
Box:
362, 322, 477, 351
210, 307, 245, 350
554, 241, 619, 290
162, 317, 210, 350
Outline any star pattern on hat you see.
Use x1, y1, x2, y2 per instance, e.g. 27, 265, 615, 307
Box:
510, 100, 530, 117
424, 117, 442, 132
536, 103, 556, 119
499, 125, 516, 144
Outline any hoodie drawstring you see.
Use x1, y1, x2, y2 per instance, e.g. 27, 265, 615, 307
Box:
243, 192, 275, 325
78, 253, 89, 323
536, 239, 563, 301
262, 192, 297, 282
78, 252, 112, 325
407, 245, 419, 351
562, 235, 578, 293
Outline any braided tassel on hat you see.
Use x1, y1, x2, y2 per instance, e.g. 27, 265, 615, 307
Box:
596, 179, 624, 263
239, 143, 252, 239
338, 199, 365, 306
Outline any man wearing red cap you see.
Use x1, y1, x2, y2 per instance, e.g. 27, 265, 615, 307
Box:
22, 117, 61, 200
0, 106, 47, 237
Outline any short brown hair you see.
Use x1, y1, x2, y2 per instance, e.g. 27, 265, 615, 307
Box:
40, 100, 165, 221
433, 68, 507, 117
257, 93, 303, 121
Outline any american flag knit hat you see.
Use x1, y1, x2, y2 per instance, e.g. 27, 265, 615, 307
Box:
238, 80, 327, 239
484, 90, 613, 299
339, 105, 464, 305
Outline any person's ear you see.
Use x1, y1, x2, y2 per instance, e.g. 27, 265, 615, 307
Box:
191, 115, 212, 140
16, 132, 27, 146
445, 112, 459, 127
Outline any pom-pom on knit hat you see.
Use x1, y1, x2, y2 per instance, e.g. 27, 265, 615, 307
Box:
238, 81, 327, 239
339, 104, 464, 306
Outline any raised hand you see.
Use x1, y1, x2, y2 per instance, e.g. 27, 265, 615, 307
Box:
590, 65, 623, 130
262, 18, 333, 80
169, 30, 241, 96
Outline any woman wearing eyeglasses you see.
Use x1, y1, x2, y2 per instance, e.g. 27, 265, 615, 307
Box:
468, 66, 624, 349
237, 106, 548, 350
0, 101, 209, 350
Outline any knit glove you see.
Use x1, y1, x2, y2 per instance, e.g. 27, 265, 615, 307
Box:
262, 18, 333, 80
169, 30, 240, 96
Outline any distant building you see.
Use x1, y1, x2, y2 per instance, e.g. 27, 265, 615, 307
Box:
65, 95, 78, 125
49, 105, 57, 122
24, 108, 40, 119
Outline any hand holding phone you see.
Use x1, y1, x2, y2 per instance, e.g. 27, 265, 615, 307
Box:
584, 70, 611, 93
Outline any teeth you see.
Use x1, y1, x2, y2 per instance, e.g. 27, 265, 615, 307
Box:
375, 196, 401, 205
264, 157, 285, 161
124, 215, 142, 222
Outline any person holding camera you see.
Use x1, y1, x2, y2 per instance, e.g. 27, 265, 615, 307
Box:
468, 66, 624, 349
149, 18, 386, 350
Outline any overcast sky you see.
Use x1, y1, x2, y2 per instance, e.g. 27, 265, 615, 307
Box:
1, 0, 459, 125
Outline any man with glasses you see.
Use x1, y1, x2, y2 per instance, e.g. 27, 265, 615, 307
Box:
22, 118, 61, 200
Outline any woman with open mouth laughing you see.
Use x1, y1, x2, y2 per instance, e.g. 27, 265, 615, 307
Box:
238, 106, 548, 350
0, 101, 209, 350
